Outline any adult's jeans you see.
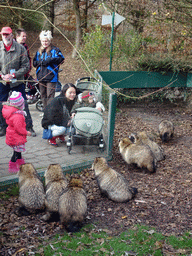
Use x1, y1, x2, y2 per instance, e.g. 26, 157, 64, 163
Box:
49, 124, 74, 137
0, 82, 33, 129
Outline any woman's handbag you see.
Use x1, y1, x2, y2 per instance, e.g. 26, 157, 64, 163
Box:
42, 128, 52, 139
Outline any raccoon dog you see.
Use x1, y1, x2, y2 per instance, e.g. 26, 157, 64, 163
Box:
92, 157, 137, 202
158, 120, 174, 142
59, 174, 87, 232
18, 163, 45, 216
130, 131, 165, 162
42, 164, 68, 221
119, 137, 156, 173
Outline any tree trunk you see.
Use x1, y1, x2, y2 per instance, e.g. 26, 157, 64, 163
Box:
72, 0, 81, 58
82, 0, 88, 29
50, 0, 55, 35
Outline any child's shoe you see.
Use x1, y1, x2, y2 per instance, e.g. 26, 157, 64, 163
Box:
57, 135, 65, 143
48, 137, 58, 146
16, 158, 25, 167
9, 160, 19, 173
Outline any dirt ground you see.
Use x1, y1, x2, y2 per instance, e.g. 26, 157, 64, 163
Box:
1, 101, 192, 255
89, 101, 192, 236
0, 33, 192, 255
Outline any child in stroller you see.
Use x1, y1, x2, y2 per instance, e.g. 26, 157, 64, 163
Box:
67, 89, 105, 154
72, 90, 105, 113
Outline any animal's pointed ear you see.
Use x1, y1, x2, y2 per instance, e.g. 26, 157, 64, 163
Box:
135, 134, 140, 141
47, 164, 52, 170
94, 157, 98, 163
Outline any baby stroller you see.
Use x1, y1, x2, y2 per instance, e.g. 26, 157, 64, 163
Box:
66, 77, 105, 154
25, 75, 44, 112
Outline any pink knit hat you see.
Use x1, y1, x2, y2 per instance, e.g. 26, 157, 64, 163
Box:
9, 91, 24, 107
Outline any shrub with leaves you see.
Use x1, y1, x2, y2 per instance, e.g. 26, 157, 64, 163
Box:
137, 54, 192, 73
80, 26, 110, 70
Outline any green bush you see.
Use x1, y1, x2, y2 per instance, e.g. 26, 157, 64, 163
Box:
111, 30, 145, 70
80, 27, 145, 72
137, 54, 192, 73
0, 184, 19, 199
113, 30, 143, 58
80, 25, 110, 70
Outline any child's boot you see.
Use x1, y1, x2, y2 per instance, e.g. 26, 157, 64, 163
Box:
9, 160, 19, 173
48, 137, 58, 146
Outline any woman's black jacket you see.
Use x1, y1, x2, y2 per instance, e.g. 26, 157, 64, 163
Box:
41, 93, 75, 129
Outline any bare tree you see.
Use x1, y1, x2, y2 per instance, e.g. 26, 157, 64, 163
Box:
49, 0, 56, 34
72, 0, 81, 58
102, 0, 151, 34
71, 0, 97, 58
164, 0, 192, 28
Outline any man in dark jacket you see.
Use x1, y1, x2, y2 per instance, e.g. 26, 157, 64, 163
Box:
16, 28, 32, 80
0, 26, 36, 136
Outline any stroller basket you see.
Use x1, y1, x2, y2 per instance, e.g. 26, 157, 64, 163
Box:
73, 107, 104, 138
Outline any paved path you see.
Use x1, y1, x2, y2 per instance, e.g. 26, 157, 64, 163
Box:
0, 101, 108, 187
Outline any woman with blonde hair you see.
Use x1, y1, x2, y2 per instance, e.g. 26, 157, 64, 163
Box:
33, 30, 64, 109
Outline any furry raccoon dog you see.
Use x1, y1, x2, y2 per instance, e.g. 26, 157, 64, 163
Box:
18, 163, 45, 216
158, 120, 174, 142
92, 157, 137, 203
119, 137, 156, 173
59, 174, 87, 232
42, 164, 68, 221
129, 131, 165, 162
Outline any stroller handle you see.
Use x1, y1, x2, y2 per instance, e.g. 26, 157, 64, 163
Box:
76, 77, 98, 83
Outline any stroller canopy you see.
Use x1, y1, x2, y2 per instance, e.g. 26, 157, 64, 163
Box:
73, 107, 104, 137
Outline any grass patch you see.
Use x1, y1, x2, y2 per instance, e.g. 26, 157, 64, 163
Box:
38, 225, 192, 256
0, 184, 19, 199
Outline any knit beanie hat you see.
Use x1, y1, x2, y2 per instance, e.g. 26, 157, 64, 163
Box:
9, 91, 24, 107
39, 30, 53, 41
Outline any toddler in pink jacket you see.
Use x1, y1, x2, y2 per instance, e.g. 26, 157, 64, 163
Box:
2, 91, 31, 172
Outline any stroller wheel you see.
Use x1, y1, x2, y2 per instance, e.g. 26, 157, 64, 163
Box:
66, 138, 72, 154
98, 135, 105, 152
36, 100, 44, 112
67, 146, 71, 154
99, 143, 105, 152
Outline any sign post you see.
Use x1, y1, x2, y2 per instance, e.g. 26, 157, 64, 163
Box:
109, 12, 115, 71
102, 12, 125, 71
